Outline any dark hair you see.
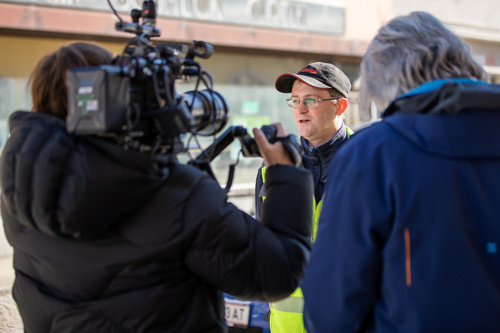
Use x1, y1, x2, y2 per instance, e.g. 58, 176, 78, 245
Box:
28, 42, 113, 118
328, 88, 342, 98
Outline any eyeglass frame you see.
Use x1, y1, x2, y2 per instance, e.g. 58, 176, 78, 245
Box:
285, 96, 343, 108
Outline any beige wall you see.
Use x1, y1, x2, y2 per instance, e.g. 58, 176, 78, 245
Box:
343, 0, 500, 73
0, 36, 125, 78
392, 0, 500, 68
343, 0, 500, 41
393, 0, 500, 36
345, 0, 393, 42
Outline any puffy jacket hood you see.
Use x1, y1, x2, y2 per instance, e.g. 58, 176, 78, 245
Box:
1, 111, 170, 239
382, 81, 500, 159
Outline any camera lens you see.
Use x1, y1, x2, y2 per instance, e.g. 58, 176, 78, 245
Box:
182, 89, 229, 136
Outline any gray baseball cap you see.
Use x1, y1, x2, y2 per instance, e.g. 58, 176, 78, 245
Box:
275, 62, 351, 98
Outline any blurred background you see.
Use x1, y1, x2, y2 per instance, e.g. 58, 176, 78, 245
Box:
0, 0, 499, 215
0, 1, 500, 330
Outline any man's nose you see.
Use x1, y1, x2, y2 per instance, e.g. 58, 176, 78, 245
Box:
297, 101, 309, 113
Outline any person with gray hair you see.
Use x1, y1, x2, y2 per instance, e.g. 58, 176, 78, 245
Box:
302, 11, 500, 333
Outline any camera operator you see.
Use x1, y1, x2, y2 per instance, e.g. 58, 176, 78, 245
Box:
0, 42, 314, 333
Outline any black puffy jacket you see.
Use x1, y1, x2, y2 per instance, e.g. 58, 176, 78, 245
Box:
1, 111, 313, 333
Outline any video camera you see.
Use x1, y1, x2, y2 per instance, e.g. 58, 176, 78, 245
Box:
66, 0, 300, 189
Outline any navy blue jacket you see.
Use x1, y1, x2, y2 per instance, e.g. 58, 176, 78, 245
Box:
302, 79, 500, 332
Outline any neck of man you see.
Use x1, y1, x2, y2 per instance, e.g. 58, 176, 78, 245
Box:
306, 118, 344, 148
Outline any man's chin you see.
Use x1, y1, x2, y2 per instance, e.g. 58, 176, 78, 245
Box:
298, 129, 311, 139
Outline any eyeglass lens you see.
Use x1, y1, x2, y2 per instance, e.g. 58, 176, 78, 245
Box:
287, 98, 319, 107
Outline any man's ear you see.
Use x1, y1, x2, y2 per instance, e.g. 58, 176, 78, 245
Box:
336, 98, 348, 115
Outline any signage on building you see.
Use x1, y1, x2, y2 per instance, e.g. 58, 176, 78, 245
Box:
6, 0, 345, 35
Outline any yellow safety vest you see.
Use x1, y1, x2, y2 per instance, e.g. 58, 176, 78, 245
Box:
261, 127, 353, 333
260, 167, 321, 333
267, 198, 322, 333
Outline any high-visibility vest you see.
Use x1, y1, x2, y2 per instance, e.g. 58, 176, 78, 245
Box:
261, 127, 353, 333
260, 167, 322, 333
267, 197, 323, 333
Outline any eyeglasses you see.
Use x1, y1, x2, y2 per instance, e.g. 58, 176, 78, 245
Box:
285, 97, 342, 108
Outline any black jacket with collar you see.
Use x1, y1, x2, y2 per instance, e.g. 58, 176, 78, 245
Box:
1, 111, 313, 333
255, 123, 348, 220
301, 122, 349, 204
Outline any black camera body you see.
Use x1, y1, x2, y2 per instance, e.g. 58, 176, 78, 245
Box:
239, 125, 302, 167
66, 1, 302, 188
239, 125, 277, 157
66, 65, 130, 135
66, 0, 228, 154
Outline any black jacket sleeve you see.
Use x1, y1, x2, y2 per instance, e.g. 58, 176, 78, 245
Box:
184, 164, 314, 302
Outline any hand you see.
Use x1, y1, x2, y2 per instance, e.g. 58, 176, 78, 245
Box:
253, 122, 294, 167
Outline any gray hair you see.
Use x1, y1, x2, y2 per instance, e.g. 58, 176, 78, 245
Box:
360, 11, 489, 112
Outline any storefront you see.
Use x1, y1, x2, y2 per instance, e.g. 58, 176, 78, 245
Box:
0, 0, 371, 213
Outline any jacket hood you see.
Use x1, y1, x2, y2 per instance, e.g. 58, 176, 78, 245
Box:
0, 111, 170, 239
382, 81, 500, 159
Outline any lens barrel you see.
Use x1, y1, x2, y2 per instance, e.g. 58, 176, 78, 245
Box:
182, 89, 229, 136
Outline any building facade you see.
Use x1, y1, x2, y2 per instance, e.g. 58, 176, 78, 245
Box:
0, 0, 499, 213
0, 0, 371, 193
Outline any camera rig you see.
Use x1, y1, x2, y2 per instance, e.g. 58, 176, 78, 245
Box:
66, 0, 300, 191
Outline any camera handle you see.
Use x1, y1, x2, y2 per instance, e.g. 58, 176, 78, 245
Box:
189, 125, 303, 193
189, 126, 248, 193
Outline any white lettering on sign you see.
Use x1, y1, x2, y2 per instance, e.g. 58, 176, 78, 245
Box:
107, 0, 141, 12
21, 0, 344, 34
156, 0, 223, 20
246, 0, 306, 28
43, 0, 82, 4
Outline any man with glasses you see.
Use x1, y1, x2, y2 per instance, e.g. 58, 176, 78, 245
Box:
254, 62, 352, 333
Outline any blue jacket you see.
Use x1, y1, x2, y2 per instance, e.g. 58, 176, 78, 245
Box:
302, 79, 500, 333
